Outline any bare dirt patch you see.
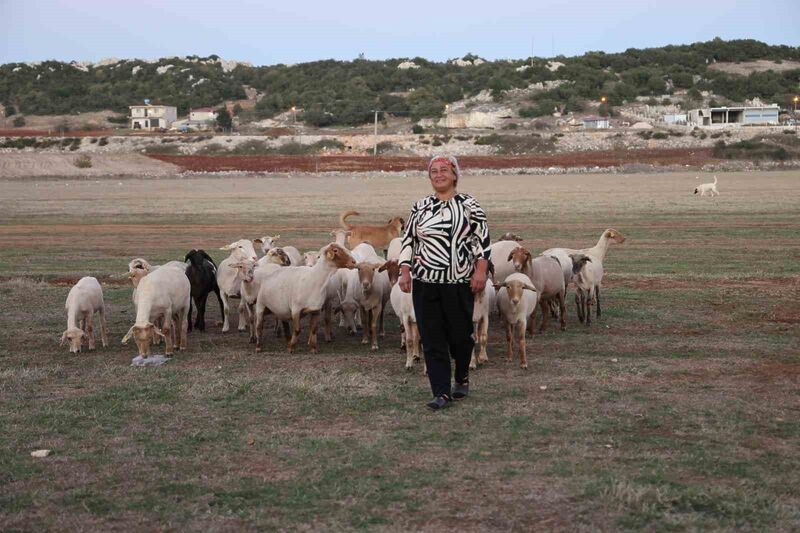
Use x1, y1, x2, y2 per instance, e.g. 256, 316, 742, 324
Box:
0, 153, 180, 178
708, 59, 800, 76
148, 148, 716, 173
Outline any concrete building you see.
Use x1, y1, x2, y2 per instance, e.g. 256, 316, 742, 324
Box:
687, 105, 780, 127
189, 107, 218, 123
663, 113, 687, 125
129, 104, 177, 130
582, 116, 610, 129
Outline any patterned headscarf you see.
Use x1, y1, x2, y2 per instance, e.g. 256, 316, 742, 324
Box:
427, 155, 461, 182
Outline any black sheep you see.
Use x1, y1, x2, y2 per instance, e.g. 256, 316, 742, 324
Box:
184, 249, 224, 332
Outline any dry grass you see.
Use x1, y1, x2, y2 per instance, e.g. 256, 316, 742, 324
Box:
1, 170, 799, 531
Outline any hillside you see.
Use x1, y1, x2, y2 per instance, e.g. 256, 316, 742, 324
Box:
1, 39, 798, 127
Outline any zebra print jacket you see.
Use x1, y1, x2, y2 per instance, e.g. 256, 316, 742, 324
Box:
398, 193, 490, 284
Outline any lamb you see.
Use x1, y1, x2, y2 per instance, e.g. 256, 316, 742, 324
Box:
489, 240, 523, 284
339, 210, 404, 249
542, 229, 625, 323
227, 258, 284, 343
341, 243, 390, 349
216, 239, 259, 333
303, 251, 320, 266
469, 262, 497, 370
61, 276, 107, 353
253, 243, 356, 353
384, 259, 424, 372
494, 273, 538, 369
122, 262, 191, 357
508, 247, 567, 332
694, 175, 719, 196
570, 254, 599, 324
184, 249, 224, 332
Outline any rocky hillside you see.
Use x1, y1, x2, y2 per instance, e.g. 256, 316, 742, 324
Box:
1, 39, 798, 126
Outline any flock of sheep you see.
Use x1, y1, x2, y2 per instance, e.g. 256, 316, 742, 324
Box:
60, 214, 626, 371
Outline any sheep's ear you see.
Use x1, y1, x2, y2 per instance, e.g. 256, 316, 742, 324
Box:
523, 284, 537, 292
273, 235, 280, 241
121, 326, 135, 344
493, 283, 504, 290
329, 230, 336, 236
253, 238, 263, 245
345, 230, 352, 237
220, 244, 233, 251
372, 262, 386, 271
507, 251, 515, 262
325, 248, 336, 261
152, 327, 166, 339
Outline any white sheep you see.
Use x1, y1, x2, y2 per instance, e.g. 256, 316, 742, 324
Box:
61, 276, 108, 353
508, 247, 567, 332
330, 229, 351, 248
253, 243, 356, 353
216, 239, 259, 333
489, 240, 523, 284
386, 237, 402, 261
494, 273, 538, 369
469, 282, 496, 369
122, 262, 191, 357
543, 229, 625, 323
351, 261, 390, 351
254, 235, 280, 255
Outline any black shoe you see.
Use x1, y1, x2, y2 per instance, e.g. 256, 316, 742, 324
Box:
452, 383, 469, 400
426, 394, 451, 411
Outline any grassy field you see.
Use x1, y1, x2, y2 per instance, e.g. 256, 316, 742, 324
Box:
1, 170, 799, 531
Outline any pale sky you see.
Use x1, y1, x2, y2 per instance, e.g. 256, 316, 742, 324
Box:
1, 0, 798, 65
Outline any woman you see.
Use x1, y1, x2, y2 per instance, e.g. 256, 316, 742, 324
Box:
398, 155, 490, 410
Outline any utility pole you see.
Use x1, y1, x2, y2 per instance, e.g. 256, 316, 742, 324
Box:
373, 110, 379, 156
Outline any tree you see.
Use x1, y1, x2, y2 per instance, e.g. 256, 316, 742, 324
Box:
13, 116, 26, 127
216, 107, 232, 130
232, 103, 243, 116
4, 104, 16, 117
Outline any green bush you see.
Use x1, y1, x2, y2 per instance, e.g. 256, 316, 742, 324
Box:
473, 133, 555, 154
375, 141, 395, 155
411, 124, 424, 134
12, 116, 26, 127
712, 139, 791, 160
651, 132, 669, 140
73, 154, 92, 168
98, 137, 109, 146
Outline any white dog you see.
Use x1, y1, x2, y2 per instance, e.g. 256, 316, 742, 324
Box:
694, 175, 719, 197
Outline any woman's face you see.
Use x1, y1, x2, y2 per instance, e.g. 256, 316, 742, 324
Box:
429, 161, 457, 193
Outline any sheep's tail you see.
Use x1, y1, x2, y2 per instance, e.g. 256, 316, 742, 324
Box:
713, 175, 718, 184
339, 210, 359, 230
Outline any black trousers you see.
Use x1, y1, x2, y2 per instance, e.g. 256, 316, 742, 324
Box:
412, 279, 475, 398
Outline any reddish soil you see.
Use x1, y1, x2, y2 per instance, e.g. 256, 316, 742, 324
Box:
148, 148, 716, 172
0, 129, 117, 137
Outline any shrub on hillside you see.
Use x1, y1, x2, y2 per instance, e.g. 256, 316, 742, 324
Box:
12, 116, 26, 127
73, 155, 92, 168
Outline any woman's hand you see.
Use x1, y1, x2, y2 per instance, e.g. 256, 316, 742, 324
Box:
399, 265, 412, 293
471, 259, 488, 294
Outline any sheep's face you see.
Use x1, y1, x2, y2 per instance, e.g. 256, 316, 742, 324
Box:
304, 252, 320, 266
266, 248, 291, 266
357, 263, 383, 293
508, 248, 532, 273
606, 229, 626, 244
231, 260, 257, 283
221, 239, 258, 262
254, 235, 280, 255
122, 323, 165, 357
60, 327, 85, 353
325, 244, 357, 269
379, 259, 400, 286
496, 280, 536, 307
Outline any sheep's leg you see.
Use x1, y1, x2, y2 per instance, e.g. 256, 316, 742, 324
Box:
370, 304, 381, 351
247, 303, 257, 343
470, 320, 479, 370
323, 303, 333, 342
85, 312, 96, 350
538, 299, 550, 334
288, 312, 302, 354
379, 305, 386, 337
282, 321, 291, 340
517, 320, 528, 370
162, 317, 174, 355
79, 317, 86, 349
360, 307, 370, 345
99, 305, 108, 348
585, 288, 593, 326
478, 316, 489, 364
221, 292, 232, 332
595, 286, 602, 319
404, 317, 416, 370
187, 297, 194, 333
575, 290, 585, 323
237, 300, 248, 332
308, 312, 320, 354
179, 310, 188, 351
196, 293, 208, 331
274, 315, 282, 337
399, 321, 406, 349
527, 305, 536, 336
213, 285, 224, 326
254, 304, 266, 352
154, 317, 163, 345
505, 322, 514, 361
558, 291, 567, 331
